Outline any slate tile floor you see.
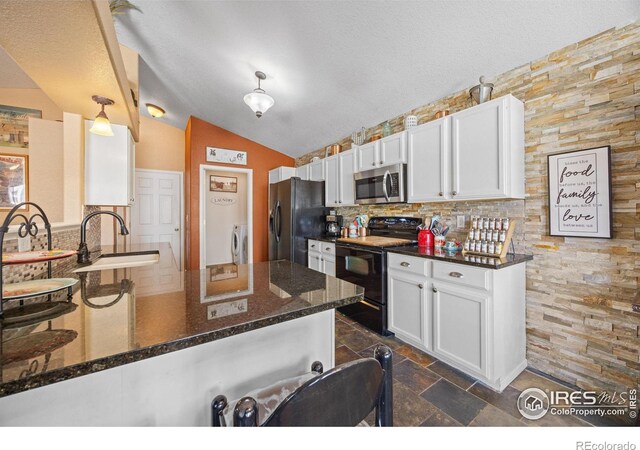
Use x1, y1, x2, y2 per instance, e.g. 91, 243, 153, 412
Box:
335, 312, 633, 427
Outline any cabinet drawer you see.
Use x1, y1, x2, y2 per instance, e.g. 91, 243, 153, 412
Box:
432, 261, 490, 290
321, 243, 335, 256
308, 240, 321, 252
388, 253, 430, 277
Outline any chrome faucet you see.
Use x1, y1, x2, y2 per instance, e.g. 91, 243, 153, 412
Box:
77, 211, 129, 264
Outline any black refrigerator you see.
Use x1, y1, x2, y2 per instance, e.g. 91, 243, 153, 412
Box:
268, 178, 327, 265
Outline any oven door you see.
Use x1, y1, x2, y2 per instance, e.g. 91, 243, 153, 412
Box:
354, 164, 405, 205
335, 245, 385, 304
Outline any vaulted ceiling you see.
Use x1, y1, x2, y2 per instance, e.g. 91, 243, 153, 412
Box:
115, 0, 639, 157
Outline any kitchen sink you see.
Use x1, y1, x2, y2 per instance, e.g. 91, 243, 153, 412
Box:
73, 251, 160, 273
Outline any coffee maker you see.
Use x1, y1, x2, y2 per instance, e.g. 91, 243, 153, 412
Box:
325, 214, 343, 237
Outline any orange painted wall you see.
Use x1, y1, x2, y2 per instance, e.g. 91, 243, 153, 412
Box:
185, 116, 295, 269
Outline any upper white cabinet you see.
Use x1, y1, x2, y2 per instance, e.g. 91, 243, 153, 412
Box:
408, 95, 524, 202
85, 121, 135, 206
295, 164, 310, 180
407, 118, 450, 203
269, 167, 296, 184
309, 159, 325, 181
355, 132, 407, 172
324, 150, 356, 207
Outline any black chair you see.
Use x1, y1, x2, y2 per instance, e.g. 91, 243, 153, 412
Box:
211, 344, 393, 427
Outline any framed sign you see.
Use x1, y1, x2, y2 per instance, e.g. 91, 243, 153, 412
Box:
206, 146, 247, 165
0, 104, 42, 149
210, 175, 237, 193
0, 153, 28, 210
547, 146, 612, 238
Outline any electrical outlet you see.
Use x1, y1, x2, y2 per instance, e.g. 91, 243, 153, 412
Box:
18, 234, 31, 252
456, 215, 466, 228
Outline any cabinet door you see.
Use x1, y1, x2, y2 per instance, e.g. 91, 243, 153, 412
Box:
323, 256, 336, 277
379, 132, 406, 167
338, 150, 355, 205
451, 97, 506, 200
308, 251, 322, 272
388, 270, 430, 351
407, 118, 449, 203
127, 131, 135, 205
324, 155, 339, 207
432, 282, 488, 377
309, 160, 325, 181
296, 164, 310, 180
356, 141, 379, 172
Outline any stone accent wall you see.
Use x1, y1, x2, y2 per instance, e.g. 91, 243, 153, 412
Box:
297, 22, 640, 392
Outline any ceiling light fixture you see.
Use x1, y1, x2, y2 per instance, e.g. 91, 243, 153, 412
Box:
243, 71, 274, 118
146, 103, 165, 118
89, 95, 115, 136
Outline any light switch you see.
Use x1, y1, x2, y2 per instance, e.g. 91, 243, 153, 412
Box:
18, 234, 31, 252
456, 215, 466, 228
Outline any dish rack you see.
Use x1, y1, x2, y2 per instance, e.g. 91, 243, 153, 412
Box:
462, 217, 516, 259
0, 202, 76, 316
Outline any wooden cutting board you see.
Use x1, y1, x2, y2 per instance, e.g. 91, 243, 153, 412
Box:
336, 236, 414, 247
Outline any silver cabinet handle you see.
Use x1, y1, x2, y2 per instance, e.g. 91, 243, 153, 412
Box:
338, 200, 342, 203
418, 284, 424, 289
432, 287, 438, 293
311, 245, 316, 249
449, 271, 464, 278
452, 191, 457, 196
174, 228, 179, 232
371, 162, 376, 166
325, 247, 331, 251
438, 192, 443, 196
400, 262, 410, 267
379, 160, 384, 165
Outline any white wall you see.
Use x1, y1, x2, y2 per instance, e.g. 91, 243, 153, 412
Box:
205, 170, 247, 265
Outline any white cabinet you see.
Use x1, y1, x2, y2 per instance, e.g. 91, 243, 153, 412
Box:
307, 240, 335, 276
295, 164, 310, 181
269, 167, 296, 184
432, 281, 488, 377
407, 118, 449, 203
355, 132, 407, 172
386, 253, 527, 392
85, 121, 135, 206
309, 159, 325, 181
324, 150, 356, 207
407, 95, 524, 202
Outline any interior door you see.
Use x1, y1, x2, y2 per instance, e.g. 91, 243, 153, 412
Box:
130, 170, 182, 270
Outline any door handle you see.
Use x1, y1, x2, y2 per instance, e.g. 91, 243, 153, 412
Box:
174, 228, 179, 232
418, 284, 424, 289
382, 170, 391, 202
432, 287, 438, 293
449, 271, 464, 278
452, 191, 457, 196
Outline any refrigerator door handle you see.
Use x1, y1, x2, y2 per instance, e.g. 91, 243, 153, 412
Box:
232, 231, 239, 256
274, 201, 281, 243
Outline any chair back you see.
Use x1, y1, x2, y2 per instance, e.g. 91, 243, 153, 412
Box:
262, 358, 384, 427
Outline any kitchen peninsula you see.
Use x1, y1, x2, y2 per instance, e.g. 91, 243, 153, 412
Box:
0, 243, 363, 426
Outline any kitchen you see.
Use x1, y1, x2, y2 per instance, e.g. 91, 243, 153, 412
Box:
0, 0, 639, 442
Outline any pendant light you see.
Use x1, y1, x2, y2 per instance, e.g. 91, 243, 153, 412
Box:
89, 95, 115, 136
243, 71, 274, 118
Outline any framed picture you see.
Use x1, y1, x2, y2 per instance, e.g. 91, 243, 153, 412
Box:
209, 263, 238, 282
0, 154, 28, 210
210, 175, 237, 193
206, 146, 247, 165
0, 104, 42, 149
547, 146, 612, 238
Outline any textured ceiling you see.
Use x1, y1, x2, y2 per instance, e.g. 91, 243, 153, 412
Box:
0, 47, 38, 89
115, 0, 639, 157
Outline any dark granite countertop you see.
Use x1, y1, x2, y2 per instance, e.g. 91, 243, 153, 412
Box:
0, 243, 363, 397
306, 235, 338, 243
386, 245, 533, 269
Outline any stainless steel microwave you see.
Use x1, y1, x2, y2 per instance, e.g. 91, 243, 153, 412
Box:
354, 164, 407, 205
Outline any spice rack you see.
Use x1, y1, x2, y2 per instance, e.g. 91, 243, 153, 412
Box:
462, 217, 516, 259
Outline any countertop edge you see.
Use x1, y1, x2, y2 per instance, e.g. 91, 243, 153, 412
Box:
0, 293, 362, 399
386, 247, 533, 269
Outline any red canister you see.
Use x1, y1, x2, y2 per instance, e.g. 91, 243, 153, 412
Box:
418, 229, 433, 249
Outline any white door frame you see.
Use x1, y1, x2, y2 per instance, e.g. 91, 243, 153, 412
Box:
133, 168, 185, 271
199, 164, 253, 269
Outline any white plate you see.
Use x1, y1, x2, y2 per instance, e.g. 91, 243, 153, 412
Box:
3, 278, 78, 300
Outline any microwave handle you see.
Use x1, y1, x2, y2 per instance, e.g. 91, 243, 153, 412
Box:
382, 170, 391, 202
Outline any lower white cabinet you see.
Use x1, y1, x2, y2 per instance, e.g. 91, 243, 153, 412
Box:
388, 269, 431, 351
387, 253, 526, 392
432, 281, 488, 376
307, 240, 335, 276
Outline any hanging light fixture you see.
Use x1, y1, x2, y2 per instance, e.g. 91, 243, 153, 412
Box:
89, 95, 115, 136
243, 71, 274, 118
146, 103, 165, 118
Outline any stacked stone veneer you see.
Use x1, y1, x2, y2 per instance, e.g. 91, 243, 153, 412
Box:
297, 23, 640, 391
